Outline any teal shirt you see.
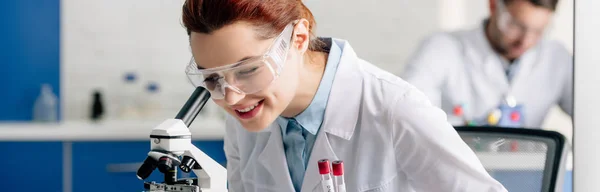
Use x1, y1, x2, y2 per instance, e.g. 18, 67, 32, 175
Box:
277, 39, 342, 169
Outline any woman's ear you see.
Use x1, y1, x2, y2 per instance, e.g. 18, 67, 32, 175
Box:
292, 19, 310, 54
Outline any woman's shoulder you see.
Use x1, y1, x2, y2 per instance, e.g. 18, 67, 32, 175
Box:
331, 38, 423, 93
351, 57, 438, 120
356, 58, 429, 101
330, 38, 440, 123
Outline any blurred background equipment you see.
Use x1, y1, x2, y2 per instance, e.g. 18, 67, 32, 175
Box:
142, 81, 162, 119
456, 126, 571, 192
90, 89, 104, 121
33, 84, 59, 123
117, 72, 142, 119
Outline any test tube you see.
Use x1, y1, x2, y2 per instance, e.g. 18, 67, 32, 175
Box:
510, 141, 519, 152
318, 159, 336, 192
332, 160, 346, 192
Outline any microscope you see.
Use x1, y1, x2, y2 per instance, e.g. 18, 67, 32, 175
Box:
136, 87, 227, 192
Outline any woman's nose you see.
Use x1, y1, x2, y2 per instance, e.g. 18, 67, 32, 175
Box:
223, 87, 245, 105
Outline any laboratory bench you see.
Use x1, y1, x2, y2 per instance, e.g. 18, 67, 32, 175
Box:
0, 120, 573, 192
0, 119, 226, 192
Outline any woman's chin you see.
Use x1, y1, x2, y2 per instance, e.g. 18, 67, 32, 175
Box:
241, 121, 271, 132
238, 114, 278, 132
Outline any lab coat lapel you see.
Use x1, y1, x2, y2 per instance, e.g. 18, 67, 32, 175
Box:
256, 123, 295, 191
468, 24, 510, 93
320, 39, 362, 140
301, 39, 362, 192
509, 45, 539, 92
301, 132, 339, 192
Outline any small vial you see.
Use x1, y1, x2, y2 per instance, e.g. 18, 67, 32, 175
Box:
448, 104, 466, 126
510, 141, 519, 152
332, 160, 346, 192
318, 159, 335, 192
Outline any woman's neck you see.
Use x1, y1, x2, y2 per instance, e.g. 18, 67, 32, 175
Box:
280, 51, 329, 118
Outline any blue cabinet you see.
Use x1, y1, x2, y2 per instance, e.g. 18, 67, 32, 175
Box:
72, 141, 159, 192
72, 140, 225, 192
0, 0, 61, 121
0, 142, 63, 192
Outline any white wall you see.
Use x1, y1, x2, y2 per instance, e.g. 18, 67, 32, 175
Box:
304, 0, 441, 74
61, 0, 203, 121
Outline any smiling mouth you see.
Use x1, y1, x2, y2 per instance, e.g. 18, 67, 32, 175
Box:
234, 99, 265, 119
236, 102, 260, 113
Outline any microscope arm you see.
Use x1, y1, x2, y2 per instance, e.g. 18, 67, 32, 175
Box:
176, 87, 227, 190
184, 143, 227, 192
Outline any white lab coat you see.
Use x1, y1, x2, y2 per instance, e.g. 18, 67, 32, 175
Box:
401, 23, 573, 128
223, 38, 507, 192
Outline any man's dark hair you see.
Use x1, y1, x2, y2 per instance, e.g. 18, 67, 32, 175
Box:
504, 0, 559, 11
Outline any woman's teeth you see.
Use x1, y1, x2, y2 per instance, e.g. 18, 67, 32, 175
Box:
236, 102, 259, 113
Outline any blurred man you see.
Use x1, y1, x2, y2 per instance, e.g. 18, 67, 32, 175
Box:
401, 0, 572, 128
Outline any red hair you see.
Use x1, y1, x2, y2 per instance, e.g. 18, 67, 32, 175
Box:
182, 0, 322, 51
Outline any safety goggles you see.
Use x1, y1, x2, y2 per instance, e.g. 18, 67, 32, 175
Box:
496, 0, 545, 39
186, 23, 295, 99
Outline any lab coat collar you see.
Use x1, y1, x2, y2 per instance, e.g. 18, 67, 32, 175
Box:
320, 38, 362, 140
301, 125, 340, 192
472, 19, 511, 90
475, 19, 499, 64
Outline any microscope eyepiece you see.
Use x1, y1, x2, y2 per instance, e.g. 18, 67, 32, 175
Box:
175, 87, 211, 127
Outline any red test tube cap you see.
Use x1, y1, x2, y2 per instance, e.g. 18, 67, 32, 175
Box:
332, 160, 344, 176
318, 159, 331, 174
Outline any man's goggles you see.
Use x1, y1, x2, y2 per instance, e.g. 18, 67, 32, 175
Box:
496, 0, 545, 39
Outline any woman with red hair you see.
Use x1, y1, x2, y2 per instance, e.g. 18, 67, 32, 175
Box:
182, 0, 507, 191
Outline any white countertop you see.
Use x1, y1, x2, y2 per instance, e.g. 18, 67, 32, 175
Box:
0, 119, 226, 141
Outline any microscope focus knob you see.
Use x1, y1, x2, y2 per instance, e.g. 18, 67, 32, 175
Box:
157, 156, 181, 173
179, 156, 198, 173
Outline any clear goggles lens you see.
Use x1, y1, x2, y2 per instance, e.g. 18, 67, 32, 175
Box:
186, 23, 294, 99
498, 12, 525, 37
496, 2, 544, 39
